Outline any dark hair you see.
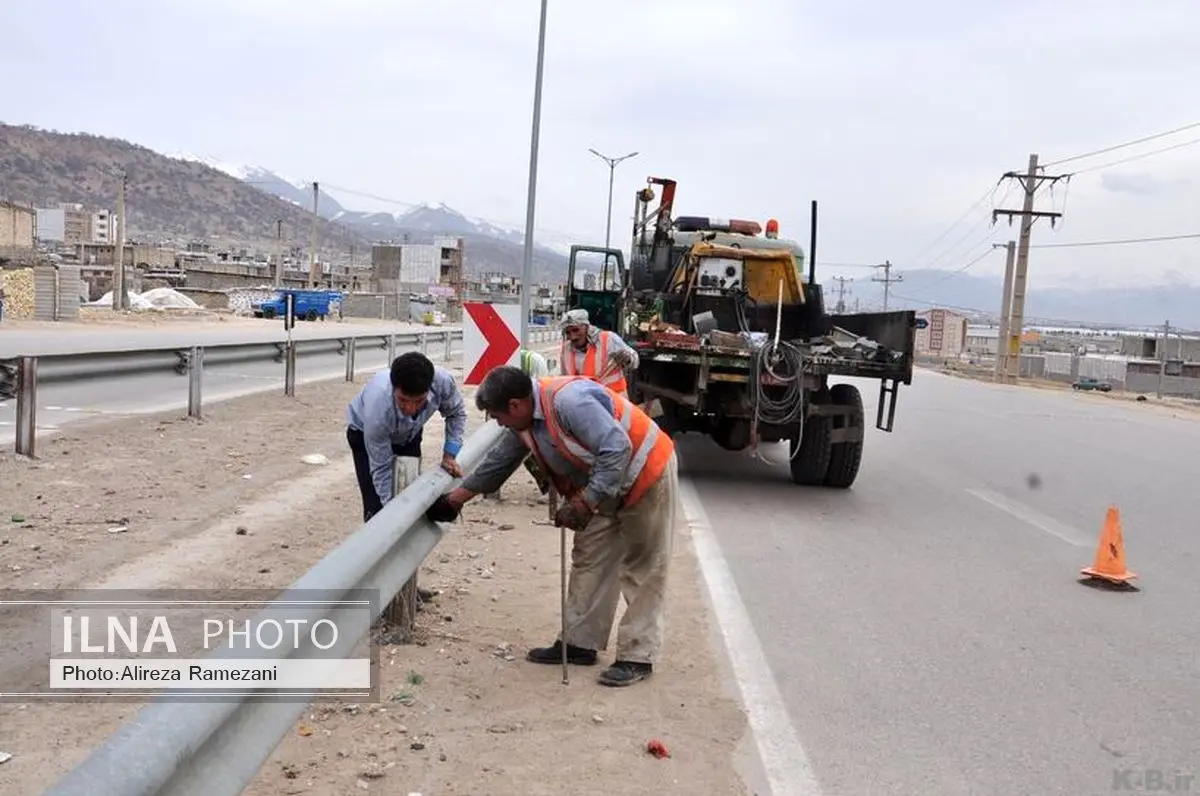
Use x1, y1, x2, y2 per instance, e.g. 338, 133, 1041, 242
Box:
475, 366, 532, 413
390, 352, 435, 396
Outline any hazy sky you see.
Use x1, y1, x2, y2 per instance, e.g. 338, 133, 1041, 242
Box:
5, 0, 1200, 301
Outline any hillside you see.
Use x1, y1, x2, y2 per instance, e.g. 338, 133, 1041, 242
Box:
0, 123, 569, 281
876, 269, 1200, 329
0, 123, 363, 256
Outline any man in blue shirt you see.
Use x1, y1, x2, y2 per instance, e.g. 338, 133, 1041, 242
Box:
345, 351, 468, 523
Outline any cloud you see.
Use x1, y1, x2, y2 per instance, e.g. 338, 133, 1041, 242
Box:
3, 0, 1200, 299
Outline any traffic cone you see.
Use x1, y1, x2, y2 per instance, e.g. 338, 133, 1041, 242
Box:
1080, 506, 1137, 586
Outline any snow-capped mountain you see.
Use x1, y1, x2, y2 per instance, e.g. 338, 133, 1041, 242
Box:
168, 153, 572, 255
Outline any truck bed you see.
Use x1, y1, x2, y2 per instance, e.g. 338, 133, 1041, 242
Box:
633, 311, 915, 385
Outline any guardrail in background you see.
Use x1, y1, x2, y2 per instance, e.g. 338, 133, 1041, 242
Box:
44, 420, 509, 796
2, 326, 561, 457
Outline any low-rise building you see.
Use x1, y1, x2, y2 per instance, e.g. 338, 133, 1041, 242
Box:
915, 308, 968, 358
0, 201, 36, 250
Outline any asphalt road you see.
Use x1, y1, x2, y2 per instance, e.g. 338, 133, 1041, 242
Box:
682, 370, 1200, 796
0, 337, 460, 435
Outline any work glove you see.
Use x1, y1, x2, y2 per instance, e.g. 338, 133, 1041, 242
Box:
609, 349, 633, 367
426, 495, 461, 523
554, 498, 593, 532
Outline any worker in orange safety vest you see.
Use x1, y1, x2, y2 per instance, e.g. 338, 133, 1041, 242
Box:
432, 367, 678, 687
558, 308, 638, 398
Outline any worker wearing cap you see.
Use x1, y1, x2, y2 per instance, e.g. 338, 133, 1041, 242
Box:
559, 308, 638, 398
429, 366, 678, 688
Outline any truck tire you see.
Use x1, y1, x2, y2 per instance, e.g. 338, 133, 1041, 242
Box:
823, 383, 864, 489
789, 413, 832, 486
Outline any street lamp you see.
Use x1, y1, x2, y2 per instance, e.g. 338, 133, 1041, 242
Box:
518, 0, 549, 349
588, 148, 638, 287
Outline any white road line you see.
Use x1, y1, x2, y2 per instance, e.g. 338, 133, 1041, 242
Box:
678, 478, 824, 796
966, 487, 1091, 547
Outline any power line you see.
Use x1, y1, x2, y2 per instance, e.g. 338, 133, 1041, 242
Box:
1043, 120, 1200, 167
1064, 135, 1200, 176
1031, 232, 1200, 249
900, 178, 1005, 266
908, 246, 998, 292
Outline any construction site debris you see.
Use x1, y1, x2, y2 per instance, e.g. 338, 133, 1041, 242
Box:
90, 288, 200, 311
1, 269, 35, 319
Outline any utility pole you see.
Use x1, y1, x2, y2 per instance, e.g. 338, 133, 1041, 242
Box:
992, 154, 1068, 383
1157, 320, 1170, 399
275, 219, 284, 287
113, 171, 128, 311
308, 181, 320, 288
518, 0, 549, 349
588, 148, 638, 287
993, 240, 1016, 381
871, 260, 901, 311
830, 276, 852, 313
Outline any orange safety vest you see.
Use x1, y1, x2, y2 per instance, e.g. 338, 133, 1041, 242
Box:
560, 330, 628, 396
519, 376, 674, 509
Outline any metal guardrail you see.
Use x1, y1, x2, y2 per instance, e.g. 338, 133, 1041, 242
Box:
3, 327, 561, 457
43, 420, 509, 796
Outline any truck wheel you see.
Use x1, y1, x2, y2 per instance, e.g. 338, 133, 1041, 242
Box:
823, 383, 864, 489
305, 310, 318, 321
789, 413, 832, 486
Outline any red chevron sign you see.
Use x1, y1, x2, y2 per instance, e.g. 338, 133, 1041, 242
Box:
463, 302, 520, 385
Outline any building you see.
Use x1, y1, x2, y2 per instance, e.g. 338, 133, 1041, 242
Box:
34, 203, 114, 245
370, 235, 465, 294
0, 201, 36, 250
1118, 332, 1200, 363
965, 325, 1000, 357
914, 308, 968, 358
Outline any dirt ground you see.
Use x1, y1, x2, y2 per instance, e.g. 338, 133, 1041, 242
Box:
0, 358, 751, 795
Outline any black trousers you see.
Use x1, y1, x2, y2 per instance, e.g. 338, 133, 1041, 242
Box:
347, 427, 423, 523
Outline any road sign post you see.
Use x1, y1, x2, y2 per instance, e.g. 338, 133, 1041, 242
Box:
463, 302, 521, 386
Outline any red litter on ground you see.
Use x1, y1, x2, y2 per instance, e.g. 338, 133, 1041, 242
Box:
646, 739, 670, 759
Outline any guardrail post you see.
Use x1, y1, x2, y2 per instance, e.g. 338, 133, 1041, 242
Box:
187, 346, 203, 419
284, 340, 296, 397
14, 356, 38, 458
443, 331, 452, 360
387, 334, 396, 365
344, 338, 357, 382
384, 456, 422, 640
420, 332, 428, 356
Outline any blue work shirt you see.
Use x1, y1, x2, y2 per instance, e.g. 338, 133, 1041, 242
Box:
461, 378, 632, 506
346, 367, 467, 505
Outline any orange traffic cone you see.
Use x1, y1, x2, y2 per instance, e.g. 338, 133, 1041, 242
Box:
1080, 505, 1137, 586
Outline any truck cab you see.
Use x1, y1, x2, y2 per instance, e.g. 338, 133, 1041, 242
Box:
564, 245, 626, 334
252, 289, 342, 322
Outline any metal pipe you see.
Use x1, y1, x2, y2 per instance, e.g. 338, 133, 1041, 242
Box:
15, 356, 37, 457
187, 346, 203, 419
808, 200, 818, 285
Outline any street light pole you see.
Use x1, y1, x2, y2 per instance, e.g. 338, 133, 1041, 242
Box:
519, 0, 549, 349
588, 148, 637, 287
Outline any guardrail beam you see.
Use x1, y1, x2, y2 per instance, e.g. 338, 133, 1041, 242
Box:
443, 331, 452, 360
44, 421, 507, 796
419, 332, 428, 356
387, 333, 396, 365
15, 356, 38, 457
